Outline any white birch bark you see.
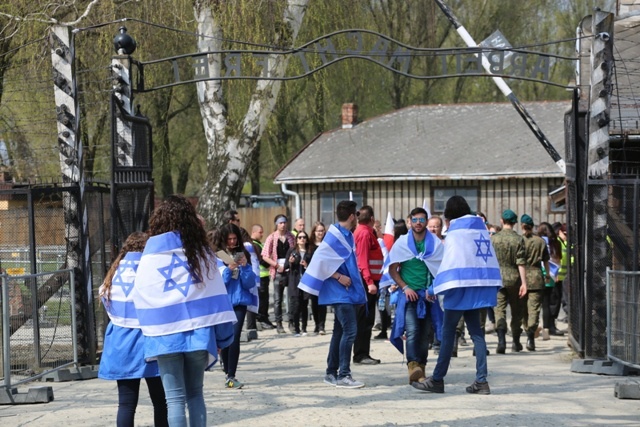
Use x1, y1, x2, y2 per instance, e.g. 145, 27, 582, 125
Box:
193, 0, 309, 224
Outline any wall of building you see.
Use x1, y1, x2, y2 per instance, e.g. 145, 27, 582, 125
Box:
285, 177, 566, 231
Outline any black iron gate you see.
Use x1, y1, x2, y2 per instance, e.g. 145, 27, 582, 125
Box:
110, 97, 154, 253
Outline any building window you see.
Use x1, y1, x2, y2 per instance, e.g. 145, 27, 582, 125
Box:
319, 191, 364, 224
548, 185, 566, 213
432, 187, 478, 213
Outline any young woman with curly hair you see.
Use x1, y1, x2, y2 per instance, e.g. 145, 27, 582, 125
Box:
132, 195, 236, 427
99, 231, 168, 427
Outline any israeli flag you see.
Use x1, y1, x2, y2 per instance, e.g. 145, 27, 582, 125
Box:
100, 252, 142, 328
132, 231, 236, 337
299, 224, 353, 296
244, 242, 261, 288
433, 215, 502, 294
548, 260, 560, 279
216, 251, 259, 314
379, 231, 443, 288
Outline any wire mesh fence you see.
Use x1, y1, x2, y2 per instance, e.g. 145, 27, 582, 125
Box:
607, 269, 640, 369
1, 269, 77, 390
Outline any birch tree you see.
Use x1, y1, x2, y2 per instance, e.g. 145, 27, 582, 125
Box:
193, 0, 309, 225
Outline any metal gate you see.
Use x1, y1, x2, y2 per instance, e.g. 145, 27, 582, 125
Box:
109, 96, 154, 253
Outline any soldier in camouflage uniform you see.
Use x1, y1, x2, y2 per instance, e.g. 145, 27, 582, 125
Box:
520, 214, 550, 351
490, 210, 528, 353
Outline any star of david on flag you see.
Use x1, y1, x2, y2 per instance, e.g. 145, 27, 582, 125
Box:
474, 233, 493, 262
112, 257, 138, 297
158, 253, 201, 297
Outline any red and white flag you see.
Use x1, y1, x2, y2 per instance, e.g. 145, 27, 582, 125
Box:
383, 211, 395, 251
422, 198, 432, 219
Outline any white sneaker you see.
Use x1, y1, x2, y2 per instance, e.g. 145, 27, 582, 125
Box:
336, 375, 365, 389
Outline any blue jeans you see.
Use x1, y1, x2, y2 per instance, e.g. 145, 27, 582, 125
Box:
157, 350, 208, 427
432, 308, 488, 383
221, 305, 247, 379
326, 303, 358, 379
405, 300, 431, 365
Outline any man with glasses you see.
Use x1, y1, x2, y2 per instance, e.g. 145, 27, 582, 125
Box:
388, 208, 444, 385
292, 218, 305, 237
299, 201, 367, 388
353, 206, 384, 364
412, 196, 501, 395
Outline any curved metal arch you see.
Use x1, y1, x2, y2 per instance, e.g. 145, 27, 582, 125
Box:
135, 53, 573, 93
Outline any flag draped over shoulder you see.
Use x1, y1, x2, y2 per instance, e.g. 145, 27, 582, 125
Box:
217, 254, 260, 313
298, 224, 353, 296
100, 252, 142, 328
132, 231, 236, 337
379, 231, 444, 288
244, 242, 261, 287
433, 215, 502, 294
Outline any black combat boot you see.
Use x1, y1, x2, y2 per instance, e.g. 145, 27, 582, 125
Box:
526, 331, 536, 351
496, 329, 507, 354
512, 334, 523, 352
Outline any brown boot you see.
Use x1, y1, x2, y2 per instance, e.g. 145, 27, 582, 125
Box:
408, 361, 423, 384
418, 363, 426, 382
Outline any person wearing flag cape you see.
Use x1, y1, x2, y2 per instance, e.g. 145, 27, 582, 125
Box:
131, 195, 236, 427
386, 207, 444, 385
98, 231, 168, 427
215, 223, 258, 389
298, 200, 367, 389
412, 196, 502, 395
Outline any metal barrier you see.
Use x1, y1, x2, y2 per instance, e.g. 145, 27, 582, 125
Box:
606, 269, 640, 370
1, 269, 77, 392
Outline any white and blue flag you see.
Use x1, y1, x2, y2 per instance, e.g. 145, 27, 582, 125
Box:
379, 231, 444, 288
244, 241, 260, 313
132, 231, 236, 337
433, 215, 502, 294
100, 251, 142, 328
298, 224, 353, 296
216, 252, 259, 313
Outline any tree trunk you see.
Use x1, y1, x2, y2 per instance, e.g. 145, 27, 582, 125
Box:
193, 0, 309, 225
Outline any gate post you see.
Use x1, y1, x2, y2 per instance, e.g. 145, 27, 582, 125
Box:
111, 27, 136, 168
586, 11, 614, 358
50, 26, 96, 363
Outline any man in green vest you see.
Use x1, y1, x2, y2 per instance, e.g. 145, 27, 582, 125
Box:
553, 222, 569, 322
250, 224, 275, 330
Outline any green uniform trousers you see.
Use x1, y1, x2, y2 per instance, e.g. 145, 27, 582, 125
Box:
495, 284, 525, 338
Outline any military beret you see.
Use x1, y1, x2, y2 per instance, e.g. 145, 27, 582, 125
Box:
520, 214, 534, 226
502, 209, 517, 223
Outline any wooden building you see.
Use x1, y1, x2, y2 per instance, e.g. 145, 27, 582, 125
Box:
274, 101, 568, 228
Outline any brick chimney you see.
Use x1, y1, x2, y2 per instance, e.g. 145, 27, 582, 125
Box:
341, 103, 358, 129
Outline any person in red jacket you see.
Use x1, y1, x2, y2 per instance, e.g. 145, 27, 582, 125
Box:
353, 205, 384, 365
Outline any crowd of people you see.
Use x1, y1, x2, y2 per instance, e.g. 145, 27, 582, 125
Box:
97, 194, 569, 425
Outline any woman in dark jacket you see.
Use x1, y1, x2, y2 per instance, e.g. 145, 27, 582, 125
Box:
284, 230, 312, 335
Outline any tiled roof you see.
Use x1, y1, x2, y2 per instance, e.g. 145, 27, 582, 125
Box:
274, 101, 568, 184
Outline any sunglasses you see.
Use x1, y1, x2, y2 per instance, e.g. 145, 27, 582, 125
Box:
297, 236, 308, 240
411, 217, 426, 224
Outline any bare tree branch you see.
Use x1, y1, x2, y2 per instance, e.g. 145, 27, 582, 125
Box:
0, 0, 100, 26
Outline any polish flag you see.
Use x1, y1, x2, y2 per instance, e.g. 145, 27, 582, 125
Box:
383, 211, 395, 251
